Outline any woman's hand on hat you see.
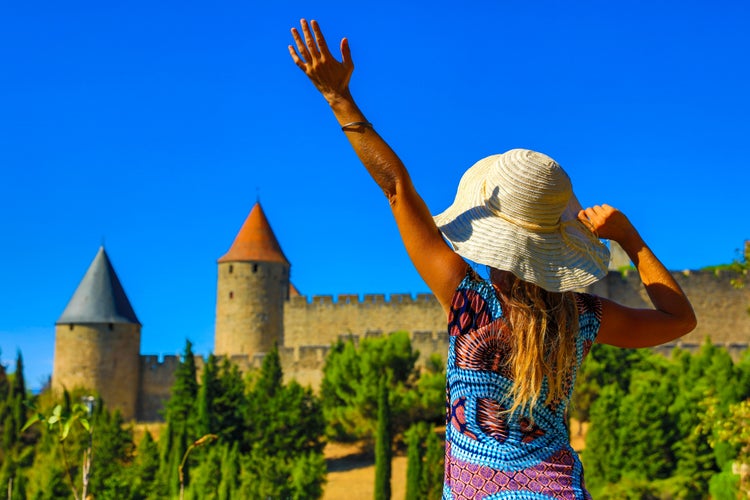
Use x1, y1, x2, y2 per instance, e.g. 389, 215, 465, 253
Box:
578, 204, 637, 244
289, 19, 354, 103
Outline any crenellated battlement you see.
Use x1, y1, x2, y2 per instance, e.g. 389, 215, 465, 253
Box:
288, 292, 440, 308
140, 354, 180, 371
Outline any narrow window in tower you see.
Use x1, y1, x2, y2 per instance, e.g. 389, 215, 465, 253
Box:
253, 264, 258, 273
229, 264, 234, 274
229, 291, 234, 299
69, 324, 74, 331
108, 323, 114, 331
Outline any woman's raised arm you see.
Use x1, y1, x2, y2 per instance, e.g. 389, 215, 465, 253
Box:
578, 204, 697, 347
289, 19, 467, 314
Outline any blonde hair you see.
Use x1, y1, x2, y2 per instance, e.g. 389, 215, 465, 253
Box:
498, 273, 579, 418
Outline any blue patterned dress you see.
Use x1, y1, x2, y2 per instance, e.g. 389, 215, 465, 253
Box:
444, 270, 601, 500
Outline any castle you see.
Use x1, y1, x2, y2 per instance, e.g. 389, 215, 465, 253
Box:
51, 203, 750, 422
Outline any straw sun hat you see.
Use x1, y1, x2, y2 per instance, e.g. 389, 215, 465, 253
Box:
433, 149, 610, 292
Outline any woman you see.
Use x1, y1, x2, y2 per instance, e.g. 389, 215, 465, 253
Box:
289, 19, 696, 499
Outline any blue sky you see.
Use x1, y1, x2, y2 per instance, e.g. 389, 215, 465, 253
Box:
1, 1, 748, 389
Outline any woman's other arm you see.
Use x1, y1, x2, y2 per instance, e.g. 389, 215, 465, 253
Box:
289, 19, 467, 314
579, 204, 697, 347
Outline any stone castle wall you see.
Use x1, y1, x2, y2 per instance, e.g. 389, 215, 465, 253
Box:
134, 268, 749, 422
283, 292, 444, 348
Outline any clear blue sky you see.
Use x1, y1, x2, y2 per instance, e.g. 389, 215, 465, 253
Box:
1, 1, 748, 389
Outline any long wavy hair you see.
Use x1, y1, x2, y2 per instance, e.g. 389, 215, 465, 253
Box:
492, 269, 579, 417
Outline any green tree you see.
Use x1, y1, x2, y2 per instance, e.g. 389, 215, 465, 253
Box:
403, 354, 446, 426
583, 383, 625, 488
321, 332, 419, 442
616, 368, 677, 480
374, 378, 392, 500
196, 353, 220, 437
89, 404, 135, 499
571, 343, 651, 432
405, 421, 428, 500
11, 351, 26, 407
130, 431, 161, 500
213, 359, 247, 444
183, 441, 222, 500
161, 339, 200, 497
239, 345, 327, 498
704, 397, 750, 496
253, 343, 283, 397
217, 443, 240, 500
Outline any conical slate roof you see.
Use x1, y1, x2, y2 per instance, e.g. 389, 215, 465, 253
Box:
218, 203, 289, 264
57, 247, 141, 325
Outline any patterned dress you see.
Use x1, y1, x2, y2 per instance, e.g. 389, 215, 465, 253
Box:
444, 270, 601, 500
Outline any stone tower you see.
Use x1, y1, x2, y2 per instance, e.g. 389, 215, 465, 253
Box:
214, 202, 291, 357
53, 247, 141, 420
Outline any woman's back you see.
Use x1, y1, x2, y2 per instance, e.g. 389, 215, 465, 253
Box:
445, 269, 600, 499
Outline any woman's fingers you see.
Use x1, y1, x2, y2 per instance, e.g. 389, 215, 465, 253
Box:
290, 27, 311, 64
300, 19, 320, 60
288, 44, 305, 69
310, 20, 330, 58
340, 37, 353, 70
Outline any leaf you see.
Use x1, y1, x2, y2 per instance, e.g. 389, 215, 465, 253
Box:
61, 419, 73, 441
21, 414, 41, 432
79, 418, 90, 432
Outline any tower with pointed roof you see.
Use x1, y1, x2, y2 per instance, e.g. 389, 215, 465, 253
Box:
214, 202, 290, 358
52, 247, 141, 420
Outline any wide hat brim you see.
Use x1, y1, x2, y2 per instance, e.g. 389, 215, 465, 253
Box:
433, 152, 610, 292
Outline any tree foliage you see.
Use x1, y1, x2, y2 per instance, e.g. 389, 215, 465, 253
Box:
320, 331, 423, 442
374, 378, 392, 500
583, 339, 750, 498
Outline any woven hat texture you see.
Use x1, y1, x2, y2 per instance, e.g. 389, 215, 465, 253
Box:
433, 149, 610, 292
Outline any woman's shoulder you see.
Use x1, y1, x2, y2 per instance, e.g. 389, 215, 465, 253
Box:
455, 267, 496, 296
448, 268, 503, 330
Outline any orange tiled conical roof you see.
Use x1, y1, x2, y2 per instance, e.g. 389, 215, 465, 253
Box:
218, 203, 289, 264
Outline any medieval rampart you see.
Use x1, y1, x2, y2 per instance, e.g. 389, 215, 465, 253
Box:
283, 292, 444, 348
134, 268, 749, 421
588, 268, 750, 345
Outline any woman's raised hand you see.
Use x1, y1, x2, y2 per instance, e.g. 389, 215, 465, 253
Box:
289, 19, 354, 103
578, 204, 638, 246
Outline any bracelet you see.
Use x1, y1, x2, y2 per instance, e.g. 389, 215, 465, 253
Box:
341, 121, 373, 131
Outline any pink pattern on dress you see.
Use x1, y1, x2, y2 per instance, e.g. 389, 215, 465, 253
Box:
446, 447, 578, 500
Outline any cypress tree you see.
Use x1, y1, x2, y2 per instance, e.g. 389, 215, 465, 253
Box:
162, 339, 199, 497
90, 407, 134, 497
131, 431, 160, 499
405, 422, 427, 500
164, 340, 199, 432
218, 443, 240, 500
214, 359, 247, 444
583, 383, 625, 486
11, 351, 26, 404
197, 353, 219, 436
374, 378, 392, 500
0, 350, 9, 401
254, 344, 283, 398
